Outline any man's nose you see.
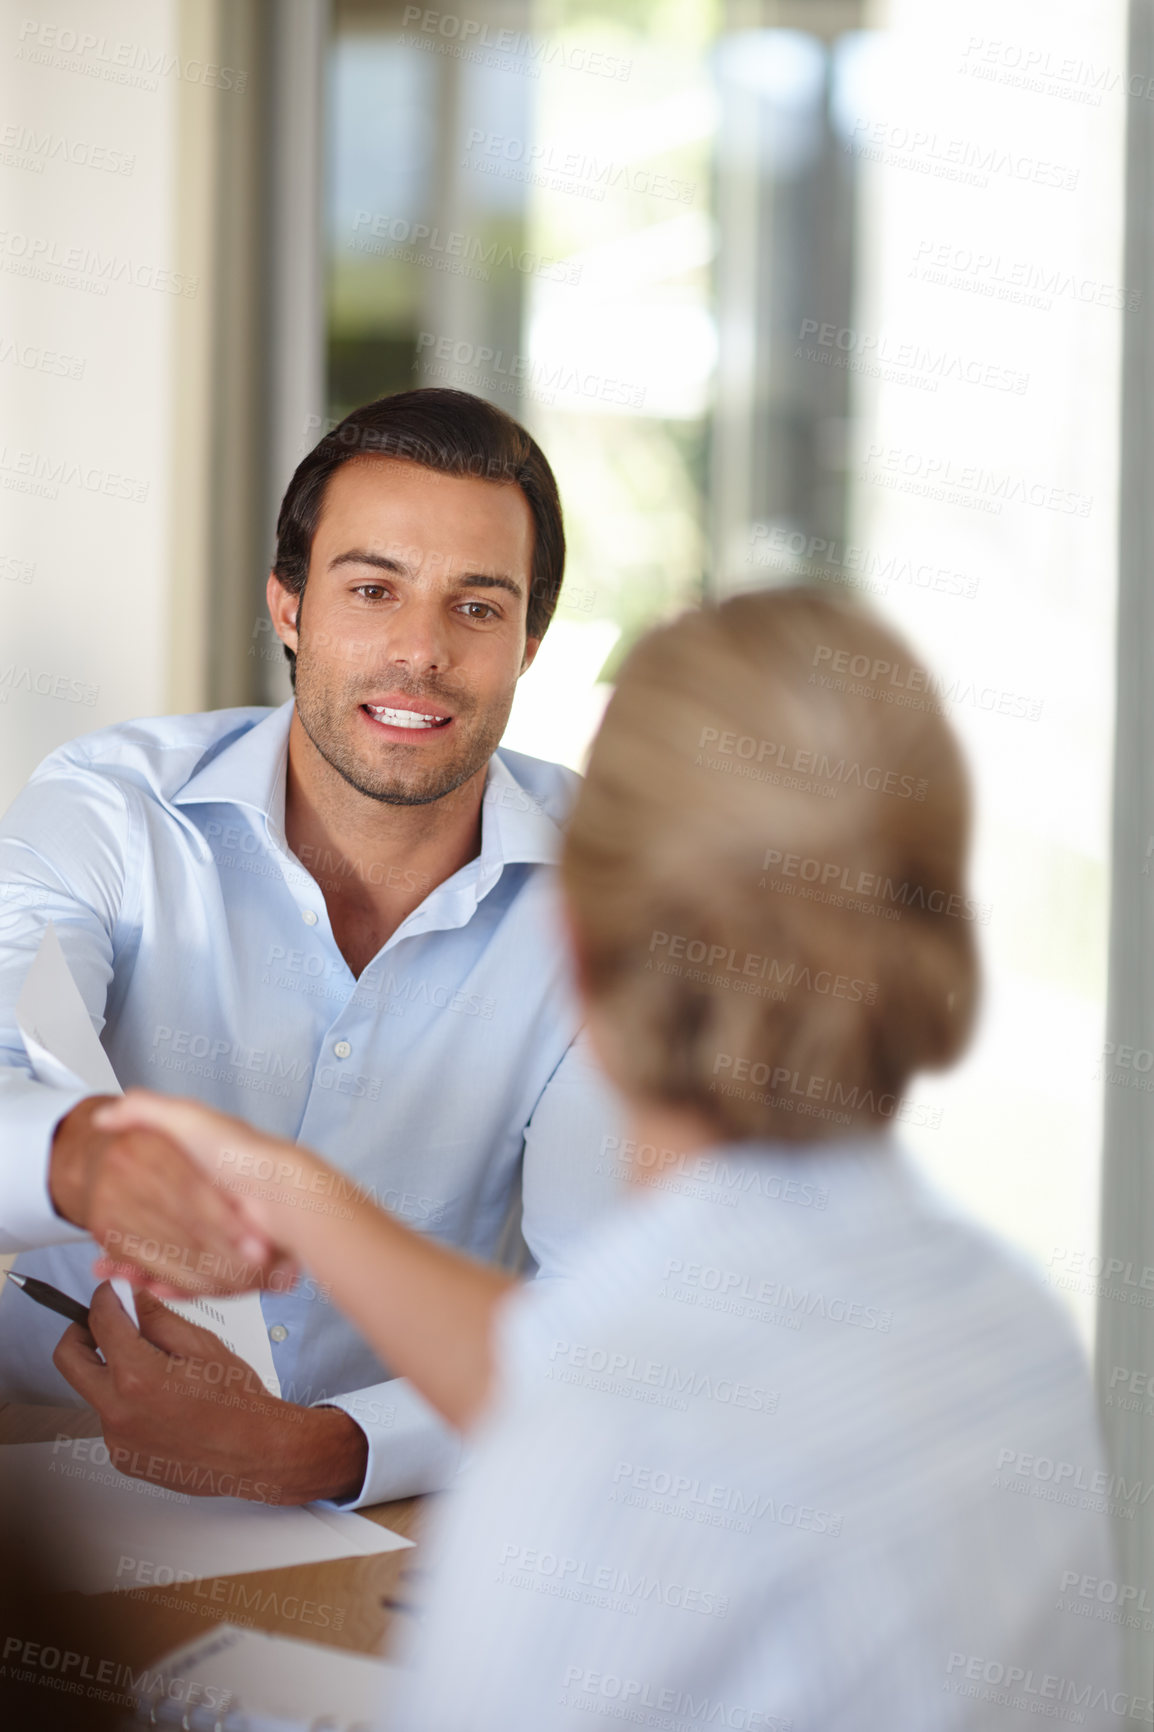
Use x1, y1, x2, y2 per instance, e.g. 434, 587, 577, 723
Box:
381, 598, 451, 675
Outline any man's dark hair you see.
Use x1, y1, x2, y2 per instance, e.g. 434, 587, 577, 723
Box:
271, 388, 566, 685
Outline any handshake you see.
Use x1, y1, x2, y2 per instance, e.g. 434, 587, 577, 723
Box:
37, 1089, 504, 1508
50, 1091, 332, 1299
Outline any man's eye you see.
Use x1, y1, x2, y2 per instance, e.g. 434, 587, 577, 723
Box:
460, 601, 498, 620
354, 584, 390, 600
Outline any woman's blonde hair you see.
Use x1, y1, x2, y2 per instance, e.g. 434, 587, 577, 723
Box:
562, 588, 979, 1143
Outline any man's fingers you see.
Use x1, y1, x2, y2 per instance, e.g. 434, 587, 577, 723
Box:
92, 1092, 300, 1258
93, 1090, 262, 1178
132, 1289, 227, 1358
52, 1320, 108, 1404
91, 1127, 275, 1289
86, 1279, 152, 1356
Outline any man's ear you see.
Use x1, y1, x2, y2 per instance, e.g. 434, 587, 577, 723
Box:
266, 571, 300, 654
520, 635, 542, 675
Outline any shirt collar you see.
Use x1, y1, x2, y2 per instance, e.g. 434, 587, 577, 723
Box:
171, 700, 294, 842
171, 700, 564, 871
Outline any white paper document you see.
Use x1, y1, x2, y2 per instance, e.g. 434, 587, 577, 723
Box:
138, 1623, 400, 1730
15, 920, 121, 1096
15, 923, 282, 1396
0, 1441, 411, 1595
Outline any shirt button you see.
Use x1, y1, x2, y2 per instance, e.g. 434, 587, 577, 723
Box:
333, 1040, 351, 1059
302, 910, 318, 926
268, 1324, 289, 1344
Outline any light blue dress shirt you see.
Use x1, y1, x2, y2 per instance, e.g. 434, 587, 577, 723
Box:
392, 1139, 1124, 1730
0, 701, 625, 1505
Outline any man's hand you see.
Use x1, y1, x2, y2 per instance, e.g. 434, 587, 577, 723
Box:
53, 1283, 370, 1505
49, 1095, 284, 1295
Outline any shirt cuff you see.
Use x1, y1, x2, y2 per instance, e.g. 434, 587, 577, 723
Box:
0, 1079, 93, 1251
313, 1376, 464, 1509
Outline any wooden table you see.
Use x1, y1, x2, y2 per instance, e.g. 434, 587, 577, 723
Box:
0, 1401, 427, 1680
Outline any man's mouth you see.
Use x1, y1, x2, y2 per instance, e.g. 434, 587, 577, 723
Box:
362, 703, 452, 732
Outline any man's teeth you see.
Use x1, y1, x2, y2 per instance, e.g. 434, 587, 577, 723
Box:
366, 705, 448, 729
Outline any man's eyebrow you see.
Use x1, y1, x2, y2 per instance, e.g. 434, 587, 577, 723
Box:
329, 550, 523, 603
452, 573, 523, 602
328, 549, 412, 575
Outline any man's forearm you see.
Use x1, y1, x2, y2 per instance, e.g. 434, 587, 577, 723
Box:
273, 1404, 369, 1504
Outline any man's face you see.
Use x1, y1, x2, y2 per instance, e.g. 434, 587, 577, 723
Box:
269, 456, 540, 806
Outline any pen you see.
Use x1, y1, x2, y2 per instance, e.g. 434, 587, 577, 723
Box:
5, 1269, 91, 1328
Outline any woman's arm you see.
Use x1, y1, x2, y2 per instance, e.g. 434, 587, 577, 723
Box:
92, 1091, 513, 1431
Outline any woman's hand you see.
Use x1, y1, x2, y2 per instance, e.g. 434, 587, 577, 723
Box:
95, 1088, 512, 1429
91, 1091, 334, 1293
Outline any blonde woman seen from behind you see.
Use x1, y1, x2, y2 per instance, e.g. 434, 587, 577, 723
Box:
93, 590, 1120, 1730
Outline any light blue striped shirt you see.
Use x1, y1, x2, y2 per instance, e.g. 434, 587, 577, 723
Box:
394, 1139, 1125, 1730
0, 701, 624, 1504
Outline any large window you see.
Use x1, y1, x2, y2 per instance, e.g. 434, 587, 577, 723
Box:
325, 0, 1127, 1349
327, 0, 716, 769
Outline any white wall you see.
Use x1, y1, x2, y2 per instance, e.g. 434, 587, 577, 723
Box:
0, 0, 186, 813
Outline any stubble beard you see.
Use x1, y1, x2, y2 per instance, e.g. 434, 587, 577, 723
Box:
293, 662, 510, 807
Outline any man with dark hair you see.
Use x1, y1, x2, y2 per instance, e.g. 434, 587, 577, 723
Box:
0, 389, 621, 1507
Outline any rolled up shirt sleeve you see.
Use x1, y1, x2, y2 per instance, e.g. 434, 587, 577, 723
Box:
0, 766, 131, 1250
